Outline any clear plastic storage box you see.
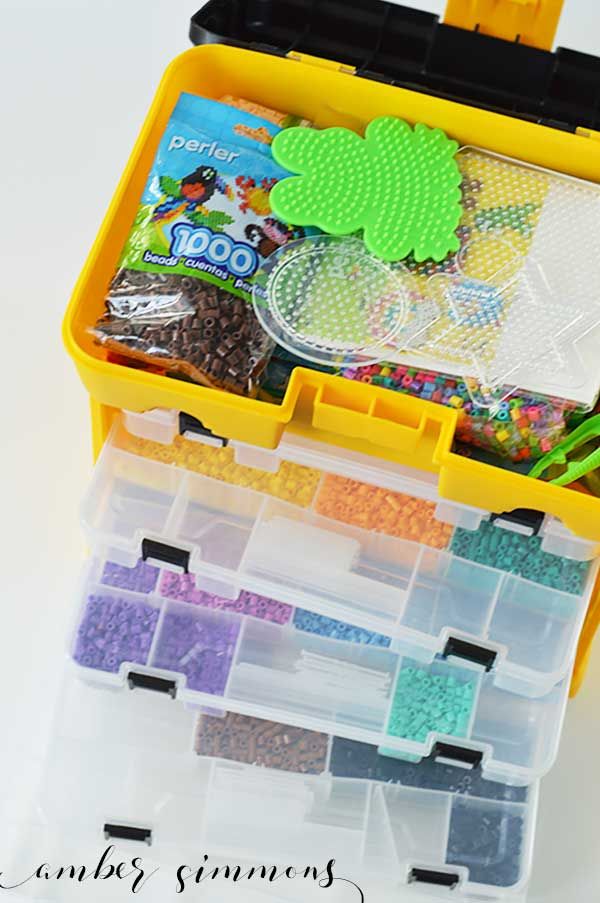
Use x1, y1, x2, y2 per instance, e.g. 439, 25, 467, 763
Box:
43, 1, 600, 900
12, 673, 539, 900
70, 557, 571, 786
67, 415, 592, 785
80, 414, 598, 698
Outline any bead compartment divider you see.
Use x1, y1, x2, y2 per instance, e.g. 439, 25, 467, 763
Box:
144, 590, 169, 675
222, 613, 250, 701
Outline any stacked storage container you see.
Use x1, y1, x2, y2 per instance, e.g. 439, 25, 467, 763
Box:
16, 1, 600, 900
44, 402, 589, 897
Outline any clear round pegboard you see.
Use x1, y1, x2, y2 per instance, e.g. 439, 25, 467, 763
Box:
252, 235, 412, 368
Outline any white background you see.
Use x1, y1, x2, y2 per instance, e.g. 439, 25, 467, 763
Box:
1, 1, 600, 900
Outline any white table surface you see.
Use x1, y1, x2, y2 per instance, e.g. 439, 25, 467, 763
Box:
1, 1, 599, 900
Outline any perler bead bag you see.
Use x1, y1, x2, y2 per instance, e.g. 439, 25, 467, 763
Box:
92, 94, 307, 396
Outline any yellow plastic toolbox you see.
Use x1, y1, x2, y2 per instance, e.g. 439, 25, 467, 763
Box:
64, 0, 600, 695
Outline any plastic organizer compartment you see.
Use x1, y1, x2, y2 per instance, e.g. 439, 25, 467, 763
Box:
22, 673, 538, 900
196, 708, 538, 895
122, 407, 600, 564
70, 554, 570, 786
79, 415, 599, 699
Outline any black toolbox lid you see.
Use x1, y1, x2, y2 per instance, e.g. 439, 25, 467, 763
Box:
189, 0, 600, 133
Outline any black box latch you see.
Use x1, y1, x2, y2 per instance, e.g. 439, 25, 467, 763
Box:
179, 412, 228, 446
141, 539, 190, 573
127, 671, 177, 698
490, 508, 545, 536
409, 868, 460, 889
443, 637, 497, 672
431, 741, 483, 770
103, 823, 153, 845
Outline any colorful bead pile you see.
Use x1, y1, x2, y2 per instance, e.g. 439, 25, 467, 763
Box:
84, 560, 394, 689
292, 609, 391, 647
340, 364, 576, 462
451, 521, 590, 594
447, 798, 524, 888
101, 559, 159, 594
314, 474, 453, 548
386, 662, 476, 744
151, 608, 240, 695
120, 431, 321, 507
160, 572, 293, 624
73, 594, 159, 673
195, 712, 329, 774
195, 712, 527, 804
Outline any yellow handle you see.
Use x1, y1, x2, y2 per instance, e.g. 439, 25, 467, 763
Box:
307, 373, 456, 468
444, 0, 564, 50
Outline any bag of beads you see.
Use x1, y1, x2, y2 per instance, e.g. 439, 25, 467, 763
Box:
92, 93, 307, 395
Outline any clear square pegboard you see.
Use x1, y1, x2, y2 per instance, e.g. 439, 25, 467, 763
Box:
397, 148, 600, 408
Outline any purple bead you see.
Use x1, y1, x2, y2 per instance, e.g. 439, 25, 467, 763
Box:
73, 593, 159, 674
101, 560, 159, 594
151, 607, 240, 695
159, 573, 293, 625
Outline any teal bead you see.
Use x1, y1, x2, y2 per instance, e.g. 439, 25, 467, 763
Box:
386, 660, 476, 746
450, 521, 589, 594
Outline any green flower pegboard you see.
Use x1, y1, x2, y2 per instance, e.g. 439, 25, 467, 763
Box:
270, 116, 463, 263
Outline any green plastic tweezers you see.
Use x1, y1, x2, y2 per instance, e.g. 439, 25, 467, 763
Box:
529, 414, 600, 486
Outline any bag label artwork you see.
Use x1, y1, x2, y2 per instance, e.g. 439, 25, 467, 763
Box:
117, 93, 303, 298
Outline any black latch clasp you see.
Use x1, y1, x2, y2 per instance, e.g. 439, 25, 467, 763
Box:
443, 637, 497, 672
431, 741, 483, 769
141, 539, 190, 573
179, 412, 228, 446
490, 508, 544, 536
409, 868, 459, 889
127, 671, 177, 698
103, 824, 152, 845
